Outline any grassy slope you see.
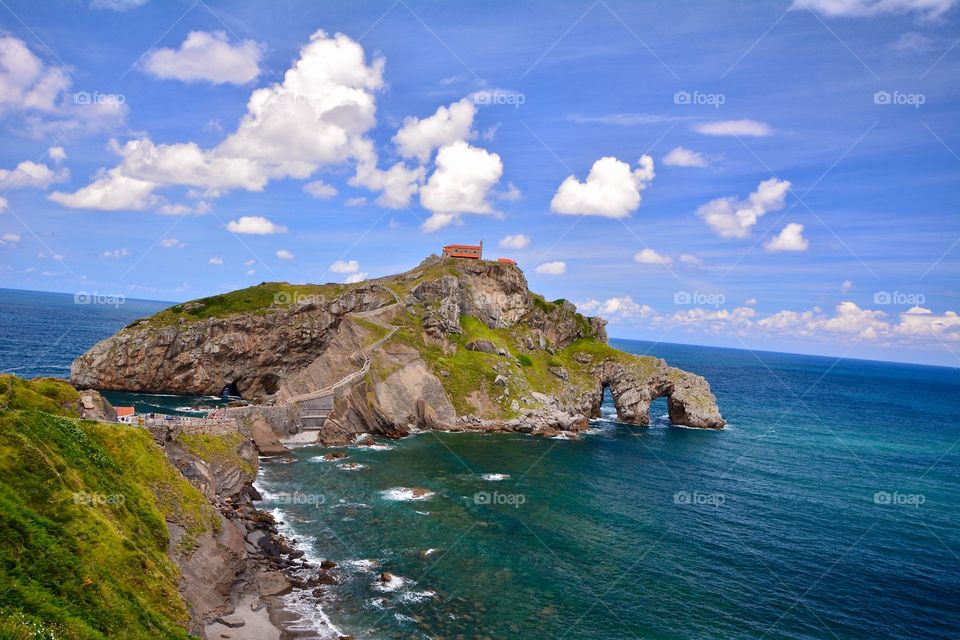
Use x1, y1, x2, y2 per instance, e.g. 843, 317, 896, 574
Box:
0, 375, 216, 639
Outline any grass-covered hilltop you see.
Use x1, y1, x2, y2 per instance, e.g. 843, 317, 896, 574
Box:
72, 255, 724, 447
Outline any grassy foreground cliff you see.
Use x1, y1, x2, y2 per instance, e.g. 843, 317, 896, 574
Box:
0, 376, 216, 639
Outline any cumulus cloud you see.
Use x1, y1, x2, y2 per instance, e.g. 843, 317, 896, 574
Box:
419, 140, 503, 232
48, 147, 67, 163
50, 167, 158, 210
225, 216, 287, 235
0, 160, 68, 190
0, 197, 8, 210
303, 180, 337, 199
764, 222, 809, 252
329, 259, 359, 273
208, 256, 223, 265
697, 177, 791, 238
679, 253, 703, 266
344, 272, 368, 284
576, 296, 654, 322
52, 31, 384, 210
634, 248, 673, 265
790, 0, 959, 19
694, 119, 772, 137
840, 280, 854, 293
663, 146, 709, 167
275, 249, 294, 260
550, 155, 655, 218
0, 35, 126, 136
159, 238, 185, 249
0, 232, 21, 246
143, 31, 264, 85
99, 248, 130, 259
393, 97, 476, 163
535, 261, 566, 275
498, 234, 531, 249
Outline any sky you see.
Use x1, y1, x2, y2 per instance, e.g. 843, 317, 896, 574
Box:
0, 0, 958, 367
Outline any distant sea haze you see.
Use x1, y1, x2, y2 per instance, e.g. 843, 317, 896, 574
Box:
3, 287, 959, 638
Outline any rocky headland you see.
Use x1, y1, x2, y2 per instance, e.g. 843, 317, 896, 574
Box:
71, 255, 724, 450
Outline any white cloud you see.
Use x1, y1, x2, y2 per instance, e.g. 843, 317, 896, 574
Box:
840, 280, 854, 293
494, 182, 522, 202
157, 201, 211, 216
891, 31, 937, 52
694, 119, 772, 137
244, 259, 256, 267
550, 155, 655, 218
345, 197, 367, 207
143, 31, 264, 85
245, 269, 256, 276
634, 248, 673, 265
50, 167, 159, 211
498, 234, 530, 249
344, 272, 368, 284
225, 216, 287, 235
419, 140, 503, 231
744, 298, 758, 306
160, 238, 185, 249
0, 160, 68, 190
764, 222, 809, 252
896, 307, 960, 339
209, 256, 224, 265
535, 261, 566, 275
790, 0, 959, 19
91, 0, 148, 10
393, 97, 476, 163
576, 296, 654, 322
679, 253, 703, 266
303, 180, 337, 199
100, 248, 130, 259
0, 35, 126, 135
697, 177, 791, 238
350, 145, 425, 208
663, 146, 709, 167
0, 232, 21, 246
276, 249, 295, 260
0, 197, 7, 210
329, 259, 359, 273
52, 30, 384, 210
48, 147, 67, 163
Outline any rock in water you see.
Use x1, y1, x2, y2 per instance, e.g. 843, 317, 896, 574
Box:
70, 255, 724, 448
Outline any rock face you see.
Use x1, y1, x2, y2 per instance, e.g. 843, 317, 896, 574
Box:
71, 255, 725, 445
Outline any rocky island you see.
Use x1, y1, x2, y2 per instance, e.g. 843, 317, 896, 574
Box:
71, 254, 724, 452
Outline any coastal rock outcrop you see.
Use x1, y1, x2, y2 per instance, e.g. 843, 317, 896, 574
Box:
71, 255, 725, 447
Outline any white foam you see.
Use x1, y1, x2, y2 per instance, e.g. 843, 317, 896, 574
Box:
480, 473, 510, 481
337, 462, 366, 471
398, 589, 436, 604
380, 487, 435, 502
345, 558, 379, 573
374, 574, 406, 592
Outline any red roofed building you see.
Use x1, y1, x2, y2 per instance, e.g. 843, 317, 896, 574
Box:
497, 258, 516, 265
115, 406, 136, 424
442, 241, 483, 260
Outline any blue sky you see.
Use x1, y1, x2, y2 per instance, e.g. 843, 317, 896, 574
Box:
0, 0, 958, 366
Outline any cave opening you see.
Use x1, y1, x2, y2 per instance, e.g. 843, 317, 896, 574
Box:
221, 381, 241, 398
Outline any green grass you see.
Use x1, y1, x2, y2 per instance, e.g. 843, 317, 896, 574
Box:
133, 281, 350, 328
0, 377, 215, 639
176, 432, 255, 476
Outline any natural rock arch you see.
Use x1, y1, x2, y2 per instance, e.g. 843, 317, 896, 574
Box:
592, 360, 725, 429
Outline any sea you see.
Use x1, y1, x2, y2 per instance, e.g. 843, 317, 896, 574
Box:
2, 287, 958, 640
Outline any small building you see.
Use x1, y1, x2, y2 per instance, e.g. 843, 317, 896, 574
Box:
115, 406, 136, 424
442, 241, 483, 260
497, 258, 516, 265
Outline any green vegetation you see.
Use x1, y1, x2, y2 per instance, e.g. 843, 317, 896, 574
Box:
516, 354, 533, 367
0, 375, 215, 639
135, 281, 351, 328
176, 432, 255, 476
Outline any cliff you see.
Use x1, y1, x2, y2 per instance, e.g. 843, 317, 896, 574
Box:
71, 255, 724, 446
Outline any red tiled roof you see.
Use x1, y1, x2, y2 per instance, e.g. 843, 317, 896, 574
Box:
443, 244, 482, 250
115, 406, 135, 417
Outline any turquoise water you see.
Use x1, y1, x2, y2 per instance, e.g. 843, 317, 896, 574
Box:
3, 288, 959, 639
